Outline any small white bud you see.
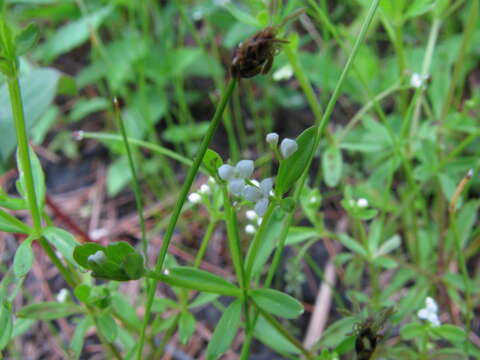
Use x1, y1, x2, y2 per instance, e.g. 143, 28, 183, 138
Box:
199, 184, 210, 194
236, 160, 254, 179
243, 186, 263, 202
88, 250, 106, 265
188, 192, 201, 204
257, 217, 263, 226
246, 210, 257, 220
163, 268, 170, 275
357, 198, 369, 208
266, 132, 279, 146
218, 164, 235, 181
280, 138, 298, 159
272, 64, 293, 81
467, 169, 474, 178
73, 130, 84, 140
245, 224, 256, 234
425, 297, 438, 313
228, 179, 245, 196
410, 73, 428, 88
254, 198, 269, 217
56, 289, 68, 303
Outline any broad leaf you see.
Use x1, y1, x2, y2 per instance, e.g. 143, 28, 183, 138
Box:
250, 288, 304, 319
322, 146, 343, 187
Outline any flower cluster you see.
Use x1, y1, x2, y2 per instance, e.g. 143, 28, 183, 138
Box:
218, 160, 273, 216
244, 209, 263, 235
188, 177, 215, 205
266, 132, 298, 159
417, 297, 440, 327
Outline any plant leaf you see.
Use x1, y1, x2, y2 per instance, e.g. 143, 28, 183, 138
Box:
0, 303, 13, 350
276, 127, 316, 196
0, 209, 31, 234
206, 299, 242, 360
43, 226, 80, 266
14, 238, 34, 277
17, 302, 82, 320
15, 23, 40, 56
250, 288, 304, 319
322, 146, 343, 187
178, 311, 196, 345
97, 312, 117, 342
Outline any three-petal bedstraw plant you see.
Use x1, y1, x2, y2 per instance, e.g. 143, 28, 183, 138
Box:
2, 0, 480, 359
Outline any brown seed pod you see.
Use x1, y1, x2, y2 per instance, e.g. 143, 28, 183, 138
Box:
230, 26, 288, 79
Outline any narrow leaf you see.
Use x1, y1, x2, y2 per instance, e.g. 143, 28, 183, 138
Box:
43, 226, 80, 265
15, 23, 40, 56
0, 303, 13, 350
206, 299, 242, 360
322, 146, 343, 187
17, 302, 82, 320
276, 127, 316, 196
97, 312, 117, 342
14, 239, 34, 278
250, 288, 304, 319
178, 311, 196, 345
0, 209, 31, 234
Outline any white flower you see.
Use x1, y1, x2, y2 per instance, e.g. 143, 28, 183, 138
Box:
163, 268, 170, 275
245, 224, 256, 234
273, 64, 293, 81
255, 198, 269, 216
280, 138, 298, 159
266, 132, 279, 145
199, 184, 210, 194
357, 198, 369, 208
56, 289, 68, 303
418, 297, 440, 327
243, 186, 263, 202
246, 210, 257, 220
188, 192, 201, 204
88, 250, 106, 265
410, 73, 428, 88
228, 179, 245, 196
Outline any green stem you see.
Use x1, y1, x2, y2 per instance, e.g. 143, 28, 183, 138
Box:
114, 99, 148, 259
136, 78, 237, 360
193, 220, 218, 268
8, 76, 42, 233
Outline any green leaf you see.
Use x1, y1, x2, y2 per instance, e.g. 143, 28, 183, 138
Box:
13, 238, 34, 277
162, 122, 210, 144
111, 293, 140, 331
253, 314, 300, 354
69, 97, 109, 122
36, 6, 112, 62
276, 127, 316, 196
400, 322, 426, 340
338, 233, 368, 258
0, 303, 13, 350
11, 318, 35, 339
150, 267, 241, 297
375, 234, 401, 257
69, 317, 90, 360
188, 293, 219, 309
74, 284, 91, 303
322, 146, 343, 187
106, 156, 131, 196
97, 312, 117, 342
0, 209, 31, 233
73, 243, 105, 268
432, 324, 466, 343
15, 23, 40, 56
0, 68, 64, 167
404, 0, 435, 19
206, 299, 242, 360
43, 226, 80, 266
203, 149, 223, 176
178, 311, 196, 345
250, 288, 304, 319
17, 302, 82, 320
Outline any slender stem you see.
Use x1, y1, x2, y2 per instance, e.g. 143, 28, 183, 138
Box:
193, 219, 218, 268
8, 77, 42, 233
136, 78, 237, 360
114, 98, 148, 259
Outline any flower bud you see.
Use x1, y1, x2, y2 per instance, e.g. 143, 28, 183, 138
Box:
235, 160, 254, 179
245, 224, 256, 234
280, 138, 298, 159
218, 164, 235, 181
260, 178, 273, 195
266, 132, 279, 146
188, 192, 201, 204
246, 210, 257, 220
254, 198, 269, 217
88, 250, 107, 265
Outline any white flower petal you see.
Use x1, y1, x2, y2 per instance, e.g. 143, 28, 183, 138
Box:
357, 198, 369, 208
417, 308, 429, 320
280, 138, 298, 159
243, 186, 263, 202
254, 198, 269, 217
272, 64, 293, 81
236, 160, 254, 179
199, 184, 210, 194
260, 178, 273, 195
228, 179, 245, 196
246, 210, 257, 220
218, 164, 235, 181
425, 297, 438, 313
245, 224, 256, 234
